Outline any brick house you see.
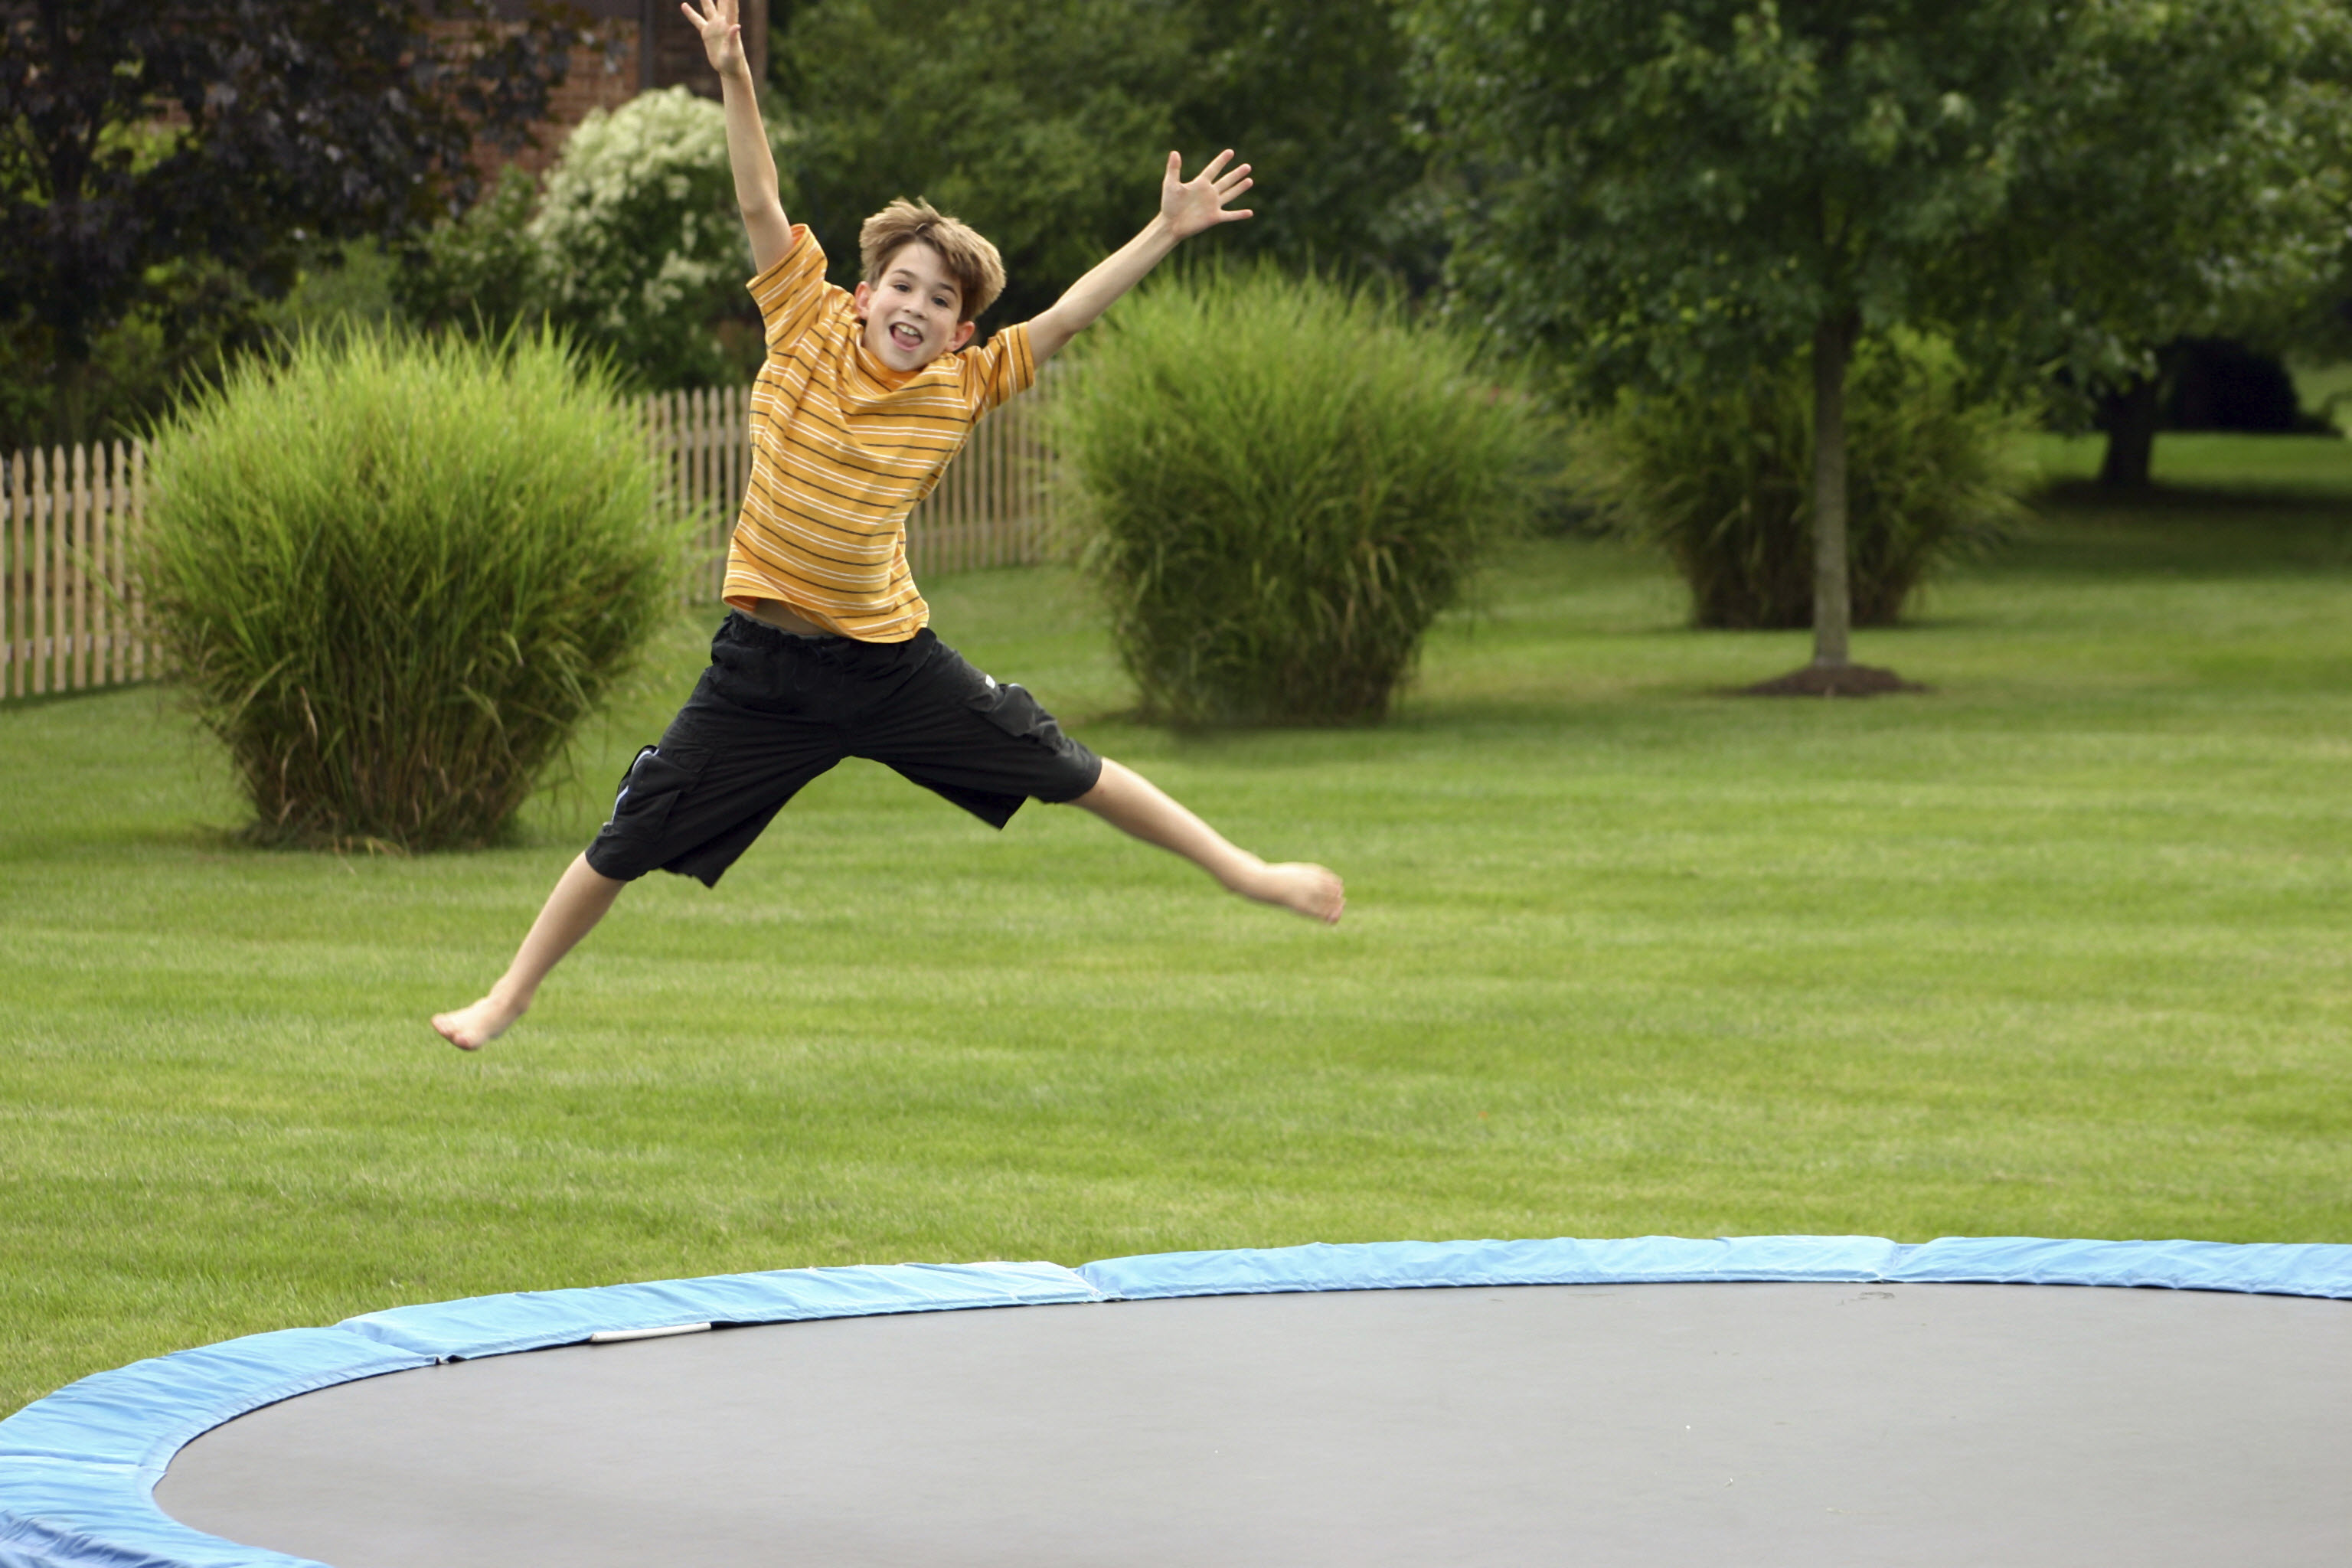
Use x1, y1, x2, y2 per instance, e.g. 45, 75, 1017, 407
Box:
480, 0, 770, 175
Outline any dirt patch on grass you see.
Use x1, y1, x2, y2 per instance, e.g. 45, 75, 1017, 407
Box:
1737, 662, 1927, 697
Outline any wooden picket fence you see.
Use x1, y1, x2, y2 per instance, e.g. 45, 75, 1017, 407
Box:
2, 375, 1060, 700
900, 368, 1060, 577
2, 443, 149, 700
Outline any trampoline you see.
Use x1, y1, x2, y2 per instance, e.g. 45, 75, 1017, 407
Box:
3, 1236, 2347, 1567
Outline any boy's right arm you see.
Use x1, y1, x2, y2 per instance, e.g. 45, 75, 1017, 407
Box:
685, 0, 793, 276
1024, 152, 1253, 366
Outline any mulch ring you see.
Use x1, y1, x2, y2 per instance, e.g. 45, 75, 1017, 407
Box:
1737, 662, 1928, 697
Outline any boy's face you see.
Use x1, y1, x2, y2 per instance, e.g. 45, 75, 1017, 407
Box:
854, 242, 975, 370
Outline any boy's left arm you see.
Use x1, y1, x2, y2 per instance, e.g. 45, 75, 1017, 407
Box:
1024, 151, 1254, 366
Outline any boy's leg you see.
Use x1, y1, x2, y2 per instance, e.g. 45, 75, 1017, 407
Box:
1070, 758, 1344, 924
846, 638, 1341, 924
432, 852, 626, 1050
430, 615, 859, 1051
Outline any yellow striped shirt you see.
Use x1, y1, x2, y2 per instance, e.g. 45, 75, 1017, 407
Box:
721, 225, 1035, 642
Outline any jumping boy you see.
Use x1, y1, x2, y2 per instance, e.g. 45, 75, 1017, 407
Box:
432, 0, 1343, 1050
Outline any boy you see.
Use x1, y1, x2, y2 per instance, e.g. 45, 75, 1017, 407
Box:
432, 0, 1342, 1050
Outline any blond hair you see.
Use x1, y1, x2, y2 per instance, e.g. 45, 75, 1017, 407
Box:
858, 198, 1007, 323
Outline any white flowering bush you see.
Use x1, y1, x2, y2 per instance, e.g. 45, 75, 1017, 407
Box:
529, 87, 780, 388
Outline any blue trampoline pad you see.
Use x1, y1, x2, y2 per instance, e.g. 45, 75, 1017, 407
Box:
149, 1279, 2348, 1567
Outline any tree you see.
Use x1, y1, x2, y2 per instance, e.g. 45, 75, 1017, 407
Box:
1411, 1, 2069, 690
0, 0, 582, 444
1171, 1, 1436, 286
772, 1, 1436, 324
774, 0, 1191, 325
1997, 0, 2352, 488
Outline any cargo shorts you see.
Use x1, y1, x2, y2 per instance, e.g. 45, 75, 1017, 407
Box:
586, 612, 1103, 887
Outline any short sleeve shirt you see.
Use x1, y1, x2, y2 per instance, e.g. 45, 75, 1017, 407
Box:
721, 225, 1034, 641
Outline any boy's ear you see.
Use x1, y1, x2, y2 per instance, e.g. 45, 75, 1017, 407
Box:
949, 321, 975, 354
852, 279, 874, 314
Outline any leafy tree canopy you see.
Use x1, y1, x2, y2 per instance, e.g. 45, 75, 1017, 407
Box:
1172, 1, 1436, 286
1408, 0, 2352, 672
1409, 0, 2065, 398
776, 0, 1190, 325
1411, 2, 2352, 468
2010, 0, 2351, 382
1410, 0, 2077, 677
0, 0, 583, 443
774, 0, 1432, 325
1995, 0, 2352, 483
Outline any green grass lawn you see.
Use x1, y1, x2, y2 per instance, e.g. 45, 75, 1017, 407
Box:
5, 433, 2350, 1417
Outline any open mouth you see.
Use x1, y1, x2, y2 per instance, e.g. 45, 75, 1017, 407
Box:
890, 323, 923, 351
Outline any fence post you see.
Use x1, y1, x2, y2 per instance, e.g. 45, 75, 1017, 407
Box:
90, 442, 109, 687
5, 451, 20, 699
103, 442, 122, 686
695, 384, 717, 590
129, 442, 148, 683
677, 388, 691, 593
686, 386, 703, 592
31, 447, 50, 694
64, 441, 80, 690
109, 440, 127, 686
71, 440, 90, 688
645, 393, 672, 607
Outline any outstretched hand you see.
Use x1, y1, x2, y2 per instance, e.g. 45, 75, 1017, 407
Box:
682, 0, 747, 77
1026, 148, 1259, 366
1161, 150, 1254, 240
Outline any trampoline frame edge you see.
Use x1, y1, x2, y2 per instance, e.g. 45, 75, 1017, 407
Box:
3, 1233, 2347, 1568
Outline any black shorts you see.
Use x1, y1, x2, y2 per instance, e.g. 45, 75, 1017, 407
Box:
586, 613, 1103, 887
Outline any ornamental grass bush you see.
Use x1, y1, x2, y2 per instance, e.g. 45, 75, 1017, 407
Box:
1573, 335, 2028, 629
1054, 266, 1551, 727
142, 328, 681, 851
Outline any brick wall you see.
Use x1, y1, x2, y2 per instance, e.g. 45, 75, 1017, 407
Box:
642, 0, 768, 100
504, 21, 642, 176
476, 1, 768, 175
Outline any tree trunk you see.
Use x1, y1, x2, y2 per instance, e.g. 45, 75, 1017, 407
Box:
49, 353, 92, 449
1810, 312, 1859, 669
1739, 312, 1915, 696
2096, 375, 2161, 488
47, 290, 95, 449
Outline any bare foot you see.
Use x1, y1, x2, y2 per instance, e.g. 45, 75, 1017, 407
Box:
431, 991, 526, 1051
1236, 861, 1345, 925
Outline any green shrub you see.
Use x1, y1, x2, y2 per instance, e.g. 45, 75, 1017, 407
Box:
528, 87, 784, 390
142, 328, 681, 850
1054, 266, 1552, 726
1573, 335, 2027, 629
391, 166, 547, 339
